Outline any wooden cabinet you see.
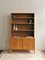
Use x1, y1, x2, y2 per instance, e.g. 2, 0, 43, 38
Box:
10, 13, 35, 51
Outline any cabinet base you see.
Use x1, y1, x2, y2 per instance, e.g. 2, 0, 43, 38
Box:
9, 49, 35, 53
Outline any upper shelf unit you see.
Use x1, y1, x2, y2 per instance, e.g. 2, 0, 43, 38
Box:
11, 13, 34, 37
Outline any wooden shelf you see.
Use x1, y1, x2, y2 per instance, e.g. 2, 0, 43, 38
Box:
12, 17, 34, 20
11, 23, 34, 25
11, 13, 34, 37
12, 30, 34, 32
12, 36, 34, 39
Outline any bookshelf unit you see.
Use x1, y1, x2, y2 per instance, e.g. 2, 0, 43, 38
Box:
10, 13, 35, 51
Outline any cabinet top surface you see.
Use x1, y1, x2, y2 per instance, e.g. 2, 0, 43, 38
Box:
12, 36, 35, 39
11, 13, 34, 15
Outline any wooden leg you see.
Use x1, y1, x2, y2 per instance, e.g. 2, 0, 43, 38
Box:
10, 49, 12, 53
29, 50, 35, 54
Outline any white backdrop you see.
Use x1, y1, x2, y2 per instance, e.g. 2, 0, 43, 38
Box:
0, 0, 45, 50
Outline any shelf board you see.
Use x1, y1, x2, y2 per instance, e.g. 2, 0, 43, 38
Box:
11, 23, 34, 25
12, 36, 34, 38
12, 30, 34, 32
12, 17, 34, 20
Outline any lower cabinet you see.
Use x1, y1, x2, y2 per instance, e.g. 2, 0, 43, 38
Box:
10, 37, 35, 50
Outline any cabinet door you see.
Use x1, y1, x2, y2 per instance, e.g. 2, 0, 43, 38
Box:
23, 38, 29, 50
29, 38, 35, 50
13, 38, 22, 50
23, 38, 35, 50
10, 38, 14, 49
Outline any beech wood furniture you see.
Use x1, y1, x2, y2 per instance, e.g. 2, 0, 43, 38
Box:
10, 13, 35, 52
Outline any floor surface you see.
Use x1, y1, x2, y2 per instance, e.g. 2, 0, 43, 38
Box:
0, 50, 45, 60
